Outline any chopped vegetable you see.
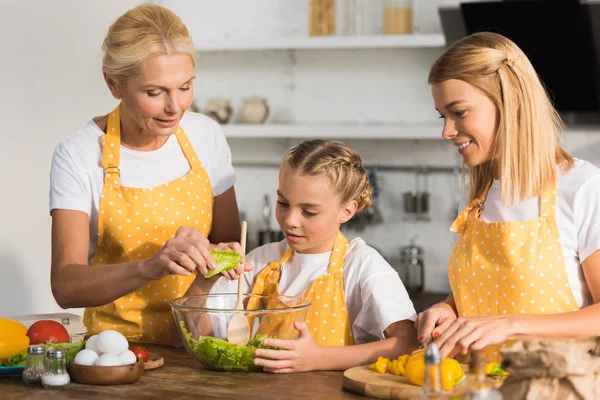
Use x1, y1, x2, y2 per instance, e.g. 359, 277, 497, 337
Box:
486, 362, 509, 380
179, 321, 277, 371
368, 356, 391, 374
204, 250, 243, 279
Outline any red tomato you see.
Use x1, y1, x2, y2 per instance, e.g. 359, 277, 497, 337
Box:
131, 346, 150, 362
27, 320, 70, 344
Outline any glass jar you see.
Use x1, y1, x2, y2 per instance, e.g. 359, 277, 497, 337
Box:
42, 349, 70, 388
383, 0, 413, 35
22, 344, 45, 384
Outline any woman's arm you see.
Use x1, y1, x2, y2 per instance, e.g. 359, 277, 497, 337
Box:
435, 250, 600, 357
254, 320, 418, 373
51, 210, 212, 308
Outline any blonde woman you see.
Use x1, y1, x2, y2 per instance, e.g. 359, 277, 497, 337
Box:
49, 4, 247, 345
415, 32, 600, 362
192, 139, 419, 372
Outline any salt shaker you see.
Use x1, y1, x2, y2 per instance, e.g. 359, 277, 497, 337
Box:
22, 344, 45, 384
42, 349, 70, 388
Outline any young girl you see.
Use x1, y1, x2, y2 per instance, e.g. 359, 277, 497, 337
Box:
189, 139, 418, 372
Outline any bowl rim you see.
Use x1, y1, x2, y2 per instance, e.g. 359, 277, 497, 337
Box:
170, 293, 312, 313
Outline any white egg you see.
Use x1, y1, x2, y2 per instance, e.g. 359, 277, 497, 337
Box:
119, 350, 137, 365
96, 330, 129, 354
74, 349, 99, 366
96, 353, 123, 367
85, 335, 102, 355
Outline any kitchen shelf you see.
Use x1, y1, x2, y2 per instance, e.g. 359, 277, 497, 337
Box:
195, 33, 446, 52
222, 124, 443, 140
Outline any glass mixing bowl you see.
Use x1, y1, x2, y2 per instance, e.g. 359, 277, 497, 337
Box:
171, 294, 311, 372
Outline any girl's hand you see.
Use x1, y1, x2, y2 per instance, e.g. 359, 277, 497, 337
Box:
434, 315, 517, 358
415, 302, 458, 345
253, 322, 322, 373
144, 226, 213, 279
209, 241, 253, 281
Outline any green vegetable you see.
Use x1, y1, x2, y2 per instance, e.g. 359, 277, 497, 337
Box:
204, 249, 243, 279
179, 321, 277, 372
487, 362, 507, 380
45, 340, 86, 368
0, 351, 27, 367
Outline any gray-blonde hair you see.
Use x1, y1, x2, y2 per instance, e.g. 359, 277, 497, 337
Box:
102, 4, 196, 83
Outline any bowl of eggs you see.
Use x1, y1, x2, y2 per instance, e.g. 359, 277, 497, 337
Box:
69, 330, 144, 385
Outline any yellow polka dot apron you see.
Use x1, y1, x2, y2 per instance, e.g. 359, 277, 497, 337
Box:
83, 104, 213, 345
448, 181, 578, 363
248, 231, 355, 346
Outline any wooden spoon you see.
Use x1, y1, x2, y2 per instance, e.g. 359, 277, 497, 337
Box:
227, 221, 250, 345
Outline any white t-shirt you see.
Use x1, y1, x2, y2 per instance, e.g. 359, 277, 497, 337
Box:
458, 159, 600, 307
210, 238, 417, 344
50, 112, 236, 262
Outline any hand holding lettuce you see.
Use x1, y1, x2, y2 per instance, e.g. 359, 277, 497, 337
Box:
204, 249, 243, 279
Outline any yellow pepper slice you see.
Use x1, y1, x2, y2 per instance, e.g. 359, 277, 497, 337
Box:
368, 356, 391, 374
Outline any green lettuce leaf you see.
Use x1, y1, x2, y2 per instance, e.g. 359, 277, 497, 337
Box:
203, 249, 243, 279
179, 321, 277, 372
45, 340, 86, 368
0, 351, 27, 367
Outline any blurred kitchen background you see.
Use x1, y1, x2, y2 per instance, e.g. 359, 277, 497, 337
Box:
1, 0, 600, 317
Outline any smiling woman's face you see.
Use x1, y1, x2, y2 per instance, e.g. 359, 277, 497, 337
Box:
432, 79, 498, 167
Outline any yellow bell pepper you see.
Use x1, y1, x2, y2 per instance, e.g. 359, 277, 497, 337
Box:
404, 352, 465, 391
368, 356, 391, 374
389, 359, 405, 376
0, 318, 27, 337
0, 319, 30, 361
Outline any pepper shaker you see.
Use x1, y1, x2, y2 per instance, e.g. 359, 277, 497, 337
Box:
22, 344, 45, 385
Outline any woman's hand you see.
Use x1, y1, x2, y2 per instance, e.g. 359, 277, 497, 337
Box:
253, 322, 322, 373
209, 241, 253, 281
143, 226, 213, 279
434, 315, 517, 358
415, 301, 458, 345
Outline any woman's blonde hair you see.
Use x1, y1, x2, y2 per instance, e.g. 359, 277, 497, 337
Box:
102, 4, 196, 83
429, 32, 573, 206
282, 140, 373, 211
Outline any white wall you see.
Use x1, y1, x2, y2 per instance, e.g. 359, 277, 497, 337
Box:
0, 0, 142, 317
2, 0, 600, 317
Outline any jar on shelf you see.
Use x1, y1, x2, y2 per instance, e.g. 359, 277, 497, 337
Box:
383, 0, 413, 35
22, 344, 45, 385
309, 0, 335, 36
336, 0, 382, 36
42, 349, 70, 388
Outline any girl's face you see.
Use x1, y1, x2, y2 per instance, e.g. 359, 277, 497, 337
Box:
432, 79, 498, 167
106, 53, 195, 143
276, 167, 357, 254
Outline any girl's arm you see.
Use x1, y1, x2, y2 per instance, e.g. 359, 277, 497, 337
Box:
253, 319, 419, 373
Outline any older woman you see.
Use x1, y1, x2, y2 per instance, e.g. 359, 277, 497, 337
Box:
49, 4, 247, 345
416, 32, 600, 362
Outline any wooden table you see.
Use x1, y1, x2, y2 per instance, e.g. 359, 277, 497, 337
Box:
2, 345, 366, 400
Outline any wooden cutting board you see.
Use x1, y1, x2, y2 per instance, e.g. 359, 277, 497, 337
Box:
342, 365, 423, 399
343, 365, 503, 399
